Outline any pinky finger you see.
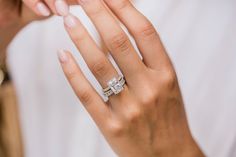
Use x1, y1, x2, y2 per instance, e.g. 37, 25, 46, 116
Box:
23, 0, 51, 16
58, 50, 110, 127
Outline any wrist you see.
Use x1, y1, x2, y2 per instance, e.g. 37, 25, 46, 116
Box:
178, 136, 205, 157
151, 104, 205, 157
155, 136, 205, 157
156, 123, 205, 157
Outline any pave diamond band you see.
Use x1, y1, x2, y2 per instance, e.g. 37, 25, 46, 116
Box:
103, 75, 126, 97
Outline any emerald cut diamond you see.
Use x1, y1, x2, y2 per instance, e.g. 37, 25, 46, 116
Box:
108, 77, 124, 95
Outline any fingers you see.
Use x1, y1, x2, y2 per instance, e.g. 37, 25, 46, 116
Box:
58, 50, 110, 126
23, 0, 51, 16
79, 0, 146, 81
47, 0, 69, 16
23, 0, 70, 17
104, 0, 172, 70
63, 14, 119, 88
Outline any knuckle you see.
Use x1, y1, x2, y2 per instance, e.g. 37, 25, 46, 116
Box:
125, 107, 142, 123
161, 70, 177, 90
139, 87, 157, 105
87, 5, 105, 19
114, 0, 131, 10
78, 88, 93, 104
90, 59, 109, 77
135, 22, 158, 40
109, 33, 131, 56
66, 69, 78, 80
107, 120, 124, 137
71, 29, 87, 44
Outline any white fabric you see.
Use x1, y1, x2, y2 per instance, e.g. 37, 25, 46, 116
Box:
7, 0, 236, 157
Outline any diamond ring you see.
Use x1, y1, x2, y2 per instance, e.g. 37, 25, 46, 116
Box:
103, 75, 126, 97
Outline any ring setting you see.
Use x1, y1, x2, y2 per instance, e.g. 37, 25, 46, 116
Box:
103, 75, 126, 97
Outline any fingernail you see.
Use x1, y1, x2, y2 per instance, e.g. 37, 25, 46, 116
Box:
55, 0, 69, 16
64, 14, 77, 28
79, 0, 86, 5
58, 49, 69, 63
36, 2, 51, 16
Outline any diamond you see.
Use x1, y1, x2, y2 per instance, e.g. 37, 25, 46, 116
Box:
108, 77, 124, 95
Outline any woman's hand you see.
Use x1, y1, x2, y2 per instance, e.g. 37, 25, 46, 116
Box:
58, 0, 205, 156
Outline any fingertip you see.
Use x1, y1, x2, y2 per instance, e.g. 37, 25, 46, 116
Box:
64, 14, 77, 28
55, 0, 70, 16
57, 49, 70, 63
36, 2, 51, 16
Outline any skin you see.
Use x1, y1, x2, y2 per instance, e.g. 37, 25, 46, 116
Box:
22, 0, 77, 16
0, 0, 205, 156
59, 0, 205, 157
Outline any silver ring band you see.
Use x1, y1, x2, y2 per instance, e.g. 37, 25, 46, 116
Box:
103, 75, 126, 97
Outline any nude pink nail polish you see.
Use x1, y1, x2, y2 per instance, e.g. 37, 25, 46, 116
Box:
64, 15, 77, 28
36, 2, 50, 16
55, 0, 69, 16
58, 50, 69, 63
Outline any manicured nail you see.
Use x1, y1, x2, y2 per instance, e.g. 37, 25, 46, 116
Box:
36, 2, 50, 16
79, 0, 86, 5
58, 49, 69, 63
64, 14, 77, 28
55, 0, 69, 16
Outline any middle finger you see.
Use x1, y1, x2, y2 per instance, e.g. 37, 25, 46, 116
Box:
79, 0, 146, 81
